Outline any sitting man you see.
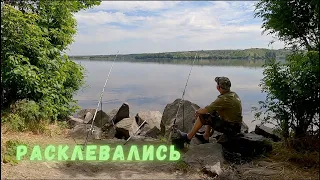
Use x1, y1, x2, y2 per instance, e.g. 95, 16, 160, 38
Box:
177, 76, 243, 144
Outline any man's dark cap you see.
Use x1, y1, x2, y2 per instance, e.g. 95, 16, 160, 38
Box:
215, 76, 231, 90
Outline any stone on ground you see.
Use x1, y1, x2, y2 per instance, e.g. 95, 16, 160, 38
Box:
83, 112, 93, 123
108, 103, 130, 124
241, 122, 249, 133
76, 109, 96, 120
183, 143, 225, 170
161, 99, 200, 140
190, 136, 216, 146
86, 110, 110, 128
130, 117, 140, 136
68, 124, 101, 140
255, 124, 281, 142
106, 109, 118, 121
143, 126, 161, 138
67, 116, 84, 129
201, 162, 223, 177
242, 168, 279, 176
114, 117, 135, 139
220, 133, 272, 160
101, 124, 116, 139
76, 109, 110, 128
100, 103, 130, 138
135, 111, 162, 138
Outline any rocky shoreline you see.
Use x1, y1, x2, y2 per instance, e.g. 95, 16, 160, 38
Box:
67, 99, 283, 178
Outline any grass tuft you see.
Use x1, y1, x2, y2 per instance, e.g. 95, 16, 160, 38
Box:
268, 141, 319, 168
2, 140, 28, 165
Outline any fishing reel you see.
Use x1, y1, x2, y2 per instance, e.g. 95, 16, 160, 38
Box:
87, 126, 96, 136
169, 124, 186, 150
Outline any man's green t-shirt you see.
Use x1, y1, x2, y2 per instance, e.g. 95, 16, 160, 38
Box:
205, 91, 243, 123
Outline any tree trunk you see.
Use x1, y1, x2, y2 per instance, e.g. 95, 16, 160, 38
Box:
294, 125, 308, 138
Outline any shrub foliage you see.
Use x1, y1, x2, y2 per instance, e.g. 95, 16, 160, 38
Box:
1, 0, 101, 125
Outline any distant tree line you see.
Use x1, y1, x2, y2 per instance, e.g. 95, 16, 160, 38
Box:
70, 48, 291, 61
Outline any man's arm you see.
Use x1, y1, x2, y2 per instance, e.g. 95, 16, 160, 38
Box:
196, 108, 209, 114
200, 97, 225, 114
197, 97, 225, 115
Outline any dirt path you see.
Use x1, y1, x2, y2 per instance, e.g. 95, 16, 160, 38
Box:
1, 129, 204, 179
2, 161, 202, 179
2, 128, 319, 180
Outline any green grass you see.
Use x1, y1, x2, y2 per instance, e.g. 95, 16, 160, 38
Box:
268, 141, 319, 168
2, 140, 28, 165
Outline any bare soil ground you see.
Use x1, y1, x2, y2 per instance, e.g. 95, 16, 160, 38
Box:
1, 126, 319, 180
1, 126, 203, 179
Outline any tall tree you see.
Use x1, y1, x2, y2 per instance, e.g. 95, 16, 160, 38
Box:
254, 0, 319, 51
253, 0, 319, 141
1, 0, 101, 120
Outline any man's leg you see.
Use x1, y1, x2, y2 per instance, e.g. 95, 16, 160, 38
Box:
177, 114, 214, 144
193, 125, 211, 144
186, 116, 203, 140
203, 125, 212, 140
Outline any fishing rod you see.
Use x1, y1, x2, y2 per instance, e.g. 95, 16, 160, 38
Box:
82, 51, 120, 150
125, 54, 198, 145
123, 119, 147, 145
168, 53, 198, 141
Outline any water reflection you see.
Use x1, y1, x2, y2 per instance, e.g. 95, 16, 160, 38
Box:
74, 59, 266, 131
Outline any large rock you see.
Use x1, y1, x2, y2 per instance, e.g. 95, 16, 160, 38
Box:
161, 99, 200, 139
87, 110, 110, 128
220, 133, 272, 160
84, 112, 93, 123
77, 109, 96, 120
108, 103, 130, 124
76, 109, 110, 128
102, 103, 130, 138
183, 143, 225, 170
114, 117, 135, 140
190, 137, 217, 146
255, 124, 281, 142
68, 124, 102, 140
106, 109, 118, 120
242, 168, 279, 176
135, 111, 162, 138
67, 116, 84, 129
241, 122, 249, 133
101, 124, 116, 139
201, 162, 223, 178
144, 126, 161, 138
130, 117, 140, 136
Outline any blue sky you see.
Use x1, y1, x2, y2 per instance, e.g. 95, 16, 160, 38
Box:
67, 1, 284, 56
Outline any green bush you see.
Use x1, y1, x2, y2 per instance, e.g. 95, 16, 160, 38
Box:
3, 140, 28, 165
2, 99, 49, 133
1, 1, 101, 122
2, 113, 25, 132
253, 51, 319, 140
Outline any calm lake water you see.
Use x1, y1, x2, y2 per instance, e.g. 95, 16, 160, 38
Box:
73, 59, 266, 131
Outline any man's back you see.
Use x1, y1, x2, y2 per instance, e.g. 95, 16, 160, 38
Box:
205, 91, 243, 123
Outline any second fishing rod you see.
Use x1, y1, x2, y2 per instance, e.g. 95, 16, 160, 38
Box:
168, 53, 198, 142
124, 53, 198, 145
82, 51, 119, 150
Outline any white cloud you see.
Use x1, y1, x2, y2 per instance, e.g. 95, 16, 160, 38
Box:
75, 11, 149, 26
67, 1, 285, 55
92, 1, 181, 12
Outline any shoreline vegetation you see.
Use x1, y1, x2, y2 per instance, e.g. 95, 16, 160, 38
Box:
74, 58, 268, 67
69, 48, 292, 67
68, 48, 291, 61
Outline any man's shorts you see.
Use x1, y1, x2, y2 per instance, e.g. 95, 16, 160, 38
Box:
199, 112, 241, 136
